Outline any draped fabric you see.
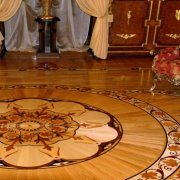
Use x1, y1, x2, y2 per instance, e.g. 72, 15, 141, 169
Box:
76, 0, 109, 59
0, 0, 22, 46
0, 31, 3, 45
4, 0, 90, 52
4, 1, 39, 51
0, 0, 22, 21
54, 0, 90, 51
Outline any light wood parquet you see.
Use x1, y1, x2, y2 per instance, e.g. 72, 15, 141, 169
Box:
0, 51, 179, 180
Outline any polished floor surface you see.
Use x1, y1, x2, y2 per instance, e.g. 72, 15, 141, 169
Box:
0, 51, 179, 180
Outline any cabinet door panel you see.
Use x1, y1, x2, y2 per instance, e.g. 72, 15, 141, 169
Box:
109, 0, 150, 46
156, 0, 180, 46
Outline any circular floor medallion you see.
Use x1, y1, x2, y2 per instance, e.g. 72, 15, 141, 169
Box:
0, 98, 122, 168
0, 85, 179, 180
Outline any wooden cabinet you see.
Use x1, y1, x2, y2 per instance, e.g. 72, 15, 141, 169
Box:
108, 0, 180, 55
156, 1, 180, 46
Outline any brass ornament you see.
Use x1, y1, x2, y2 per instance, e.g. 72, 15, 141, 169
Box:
165, 34, 180, 39
39, 0, 54, 19
127, 11, 132, 25
175, 10, 180, 21
116, 34, 136, 39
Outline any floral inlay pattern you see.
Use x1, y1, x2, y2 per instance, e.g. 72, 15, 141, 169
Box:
0, 109, 79, 149
0, 98, 122, 168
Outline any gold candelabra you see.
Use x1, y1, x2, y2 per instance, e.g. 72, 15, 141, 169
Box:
39, 0, 54, 19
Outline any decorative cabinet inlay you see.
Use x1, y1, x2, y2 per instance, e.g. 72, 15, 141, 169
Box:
165, 34, 180, 39
127, 11, 132, 25
175, 10, 180, 21
109, 0, 180, 55
116, 34, 136, 40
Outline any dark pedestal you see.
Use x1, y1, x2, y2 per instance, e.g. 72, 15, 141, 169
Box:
35, 17, 60, 53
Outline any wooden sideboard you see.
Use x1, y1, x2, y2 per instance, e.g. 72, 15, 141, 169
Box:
108, 0, 180, 55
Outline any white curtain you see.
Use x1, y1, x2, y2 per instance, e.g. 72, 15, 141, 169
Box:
54, 0, 90, 51
5, 1, 39, 51
4, 0, 90, 52
76, 0, 109, 59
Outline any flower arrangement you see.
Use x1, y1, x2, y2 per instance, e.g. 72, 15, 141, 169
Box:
152, 47, 180, 87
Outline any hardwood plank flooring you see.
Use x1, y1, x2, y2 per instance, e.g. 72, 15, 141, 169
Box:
0, 51, 179, 92
0, 51, 179, 180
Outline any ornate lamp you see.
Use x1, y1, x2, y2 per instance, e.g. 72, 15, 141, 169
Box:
39, 0, 54, 19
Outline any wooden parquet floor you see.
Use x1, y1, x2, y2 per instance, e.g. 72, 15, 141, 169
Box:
0, 51, 179, 180
0, 51, 179, 92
